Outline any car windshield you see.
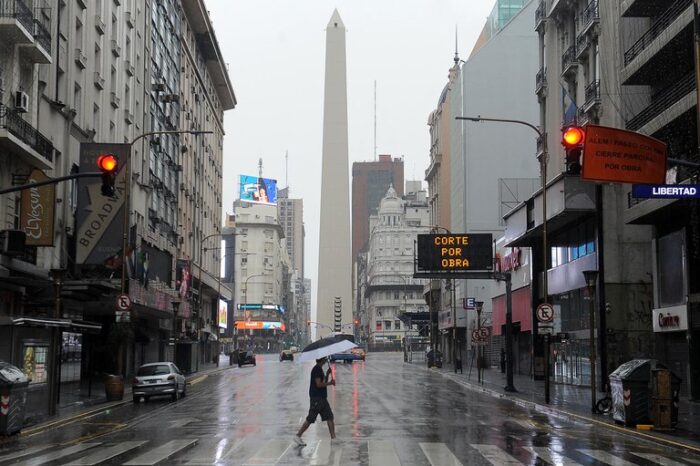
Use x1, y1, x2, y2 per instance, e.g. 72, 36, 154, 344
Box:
137, 365, 170, 376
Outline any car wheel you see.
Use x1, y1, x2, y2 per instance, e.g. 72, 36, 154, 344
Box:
253, 362, 256, 366
172, 387, 180, 401
181, 383, 187, 397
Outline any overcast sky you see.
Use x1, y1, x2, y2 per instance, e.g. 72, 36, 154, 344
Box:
206, 0, 497, 319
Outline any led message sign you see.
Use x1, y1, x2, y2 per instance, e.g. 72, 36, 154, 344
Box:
417, 234, 493, 272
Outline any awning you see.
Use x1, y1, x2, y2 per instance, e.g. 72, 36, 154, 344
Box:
0, 316, 102, 334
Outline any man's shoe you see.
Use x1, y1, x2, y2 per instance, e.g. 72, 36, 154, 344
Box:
293, 436, 306, 447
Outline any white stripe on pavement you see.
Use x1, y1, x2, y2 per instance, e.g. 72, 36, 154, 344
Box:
578, 449, 638, 466
470, 444, 521, 466
632, 452, 692, 466
21, 443, 101, 466
169, 418, 200, 428
66, 441, 148, 465
310, 440, 331, 466
0, 445, 53, 463
243, 439, 291, 465
524, 447, 583, 465
123, 439, 198, 465
368, 440, 400, 466
184, 438, 242, 465
419, 443, 464, 466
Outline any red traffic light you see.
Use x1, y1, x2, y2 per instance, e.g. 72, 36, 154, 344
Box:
562, 126, 585, 148
97, 154, 118, 173
353, 320, 359, 325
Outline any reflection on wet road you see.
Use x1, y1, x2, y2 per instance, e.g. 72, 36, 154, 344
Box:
1, 353, 699, 465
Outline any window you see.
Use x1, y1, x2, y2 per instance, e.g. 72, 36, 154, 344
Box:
658, 229, 686, 307
395, 320, 401, 330
385, 320, 392, 330
22, 344, 48, 384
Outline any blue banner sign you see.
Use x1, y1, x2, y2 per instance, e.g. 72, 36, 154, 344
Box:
632, 185, 700, 199
236, 303, 284, 313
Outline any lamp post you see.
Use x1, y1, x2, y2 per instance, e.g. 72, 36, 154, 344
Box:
475, 300, 484, 384
48, 268, 66, 416
583, 270, 599, 413
426, 225, 451, 357
242, 273, 267, 349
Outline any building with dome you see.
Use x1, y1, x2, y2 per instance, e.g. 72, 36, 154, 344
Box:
362, 185, 431, 344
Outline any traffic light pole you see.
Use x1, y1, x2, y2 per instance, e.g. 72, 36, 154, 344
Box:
0, 172, 102, 195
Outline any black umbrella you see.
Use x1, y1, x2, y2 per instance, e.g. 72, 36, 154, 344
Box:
297, 334, 357, 363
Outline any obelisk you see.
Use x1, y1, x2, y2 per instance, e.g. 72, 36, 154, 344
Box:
316, 9, 352, 339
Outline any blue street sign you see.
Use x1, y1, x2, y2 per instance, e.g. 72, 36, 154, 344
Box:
632, 184, 700, 199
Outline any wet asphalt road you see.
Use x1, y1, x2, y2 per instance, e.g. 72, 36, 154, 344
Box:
2, 353, 700, 465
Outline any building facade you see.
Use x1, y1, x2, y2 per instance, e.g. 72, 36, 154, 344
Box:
277, 187, 304, 278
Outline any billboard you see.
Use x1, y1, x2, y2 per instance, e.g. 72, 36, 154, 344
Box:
20, 169, 55, 246
235, 321, 286, 331
417, 234, 493, 272
218, 300, 228, 328
239, 175, 277, 205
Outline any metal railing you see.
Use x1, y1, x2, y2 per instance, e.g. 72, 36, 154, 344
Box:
578, 0, 599, 33
535, 0, 547, 29
562, 45, 577, 73
623, 0, 692, 66
576, 32, 591, 59
0, 0, 33, 34
536, 67, 547, 93
33, 7, 51, 52
626, 72, 695, 131
0, 104, 54, 163
584, 80, 600, 107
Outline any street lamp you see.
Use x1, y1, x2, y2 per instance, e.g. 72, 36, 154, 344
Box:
242, 273, 268, 349
583, 270, 599, 413
475, 300, 484, 384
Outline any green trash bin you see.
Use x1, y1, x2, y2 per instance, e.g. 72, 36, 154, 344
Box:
0, 362, 29, 436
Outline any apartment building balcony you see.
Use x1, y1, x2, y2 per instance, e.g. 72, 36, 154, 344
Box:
74, 48, 87, 69
548, 0, 575, 19
561, 45, 578, 77
18, 9, 51, 64
578, 0, 599, 37
93, 71, 105, 90
625, 72, 695, 132
94, 14, 105, 35
621, 0, 693, 85
575, 32, 592, 61
535, 0, 547, 32
535, 67, 547, 97
0, 104, 54, 170
580, 79, 601, 115
110, 91, 120, 108
621, 0, 671, 18
111, 39, 121, 57
0, 0, 33, 43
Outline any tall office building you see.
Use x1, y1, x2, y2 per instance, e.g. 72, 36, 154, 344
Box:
316, 10, 352, 337
278, 187, 304, 278
351, 155, 404, 263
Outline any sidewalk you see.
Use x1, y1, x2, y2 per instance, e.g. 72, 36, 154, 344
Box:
22, 355, 235, 434
437, 363, 700, 450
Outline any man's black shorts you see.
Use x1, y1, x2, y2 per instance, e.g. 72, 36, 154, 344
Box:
306, 398, 333, 423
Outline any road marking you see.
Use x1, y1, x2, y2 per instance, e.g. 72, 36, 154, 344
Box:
470, 444, 521, 465
66, 441, 148, 465
0, 444, 54, 462
632, 452, 693, 465
124, 439, 198, 465
578, 449, 638, 465
419, 442, 464, 466
20, 443, 101, 466
244, 439, 291, 465
524, 446, 583, 465
310, 439, 330, 465
188, 375, 208, 386
368, 440, 400, 466
184, 438, 242, 465
170, 418, 200, 428
509, 419, 535, 429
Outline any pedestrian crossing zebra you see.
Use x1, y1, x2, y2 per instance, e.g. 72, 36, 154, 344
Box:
0, 438, 698, 465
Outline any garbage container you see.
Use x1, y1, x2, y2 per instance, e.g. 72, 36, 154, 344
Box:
651, 368, 682, 429
104, 374, 124, 401
609, 359, 681, 426
0, 362, 29, 436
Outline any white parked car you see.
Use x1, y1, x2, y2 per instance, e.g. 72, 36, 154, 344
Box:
132, 362, 186, 403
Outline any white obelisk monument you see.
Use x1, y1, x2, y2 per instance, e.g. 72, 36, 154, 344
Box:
316, 10, 352, 338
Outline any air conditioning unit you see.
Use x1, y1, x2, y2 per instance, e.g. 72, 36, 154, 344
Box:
152, 82, 166, 92
14, 91, 29, 113
0, 230, 26, 256
161, 94, 180, 103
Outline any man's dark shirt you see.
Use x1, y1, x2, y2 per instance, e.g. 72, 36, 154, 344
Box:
309, 364, 327, 399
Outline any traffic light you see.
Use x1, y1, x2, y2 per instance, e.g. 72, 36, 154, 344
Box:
97, 153, 119, 196
333, 297, 342, 332
561, 126, 585, 175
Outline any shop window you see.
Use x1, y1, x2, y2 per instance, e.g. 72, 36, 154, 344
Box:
376, 322, 382, 331
22, 343, 48, 384
658, 229, 686, 307
385, 320, 392, 330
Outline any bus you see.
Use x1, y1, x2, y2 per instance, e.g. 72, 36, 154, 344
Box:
328, 333, 365, 362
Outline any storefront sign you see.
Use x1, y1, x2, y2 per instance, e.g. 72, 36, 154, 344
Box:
582, 125, 667, 184
438, 308, 467, 330
218, 299, 228, 328
417, 233, 493, 272
652, 305, 688, 332
234, 321, 286, 331
20, 169, 55, 246
632, 184, 700, 199
495, 248, 521, 273
237, 303, 283, 312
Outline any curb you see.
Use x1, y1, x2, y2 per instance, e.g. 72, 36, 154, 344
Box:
18, 364, 234, 438
436, 369, 700, 455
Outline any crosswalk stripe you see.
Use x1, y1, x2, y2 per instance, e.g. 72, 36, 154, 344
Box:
66, 441, 148, 465
310, 439, 331, 466
123, 439, 198, 465
20, 443, 101, 466
419, 442, 464, 466
470, 444, 521, 465
184, 438, 242, 465
578, 449, 638, 466
244, 439, 291, 465
368, 440, 400, 466
0, 445, 53, 463
632, 452, 691, 466
524, 446, 583, 465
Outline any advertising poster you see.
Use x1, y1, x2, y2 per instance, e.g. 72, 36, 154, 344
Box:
218, 299, 228, 328
239, 175, 278, 205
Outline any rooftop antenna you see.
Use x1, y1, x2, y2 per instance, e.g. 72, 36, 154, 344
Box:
285, 150, 289, 188
374, 80, 377, 161
258, 157, 263, 178
454, 25, 460, 65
